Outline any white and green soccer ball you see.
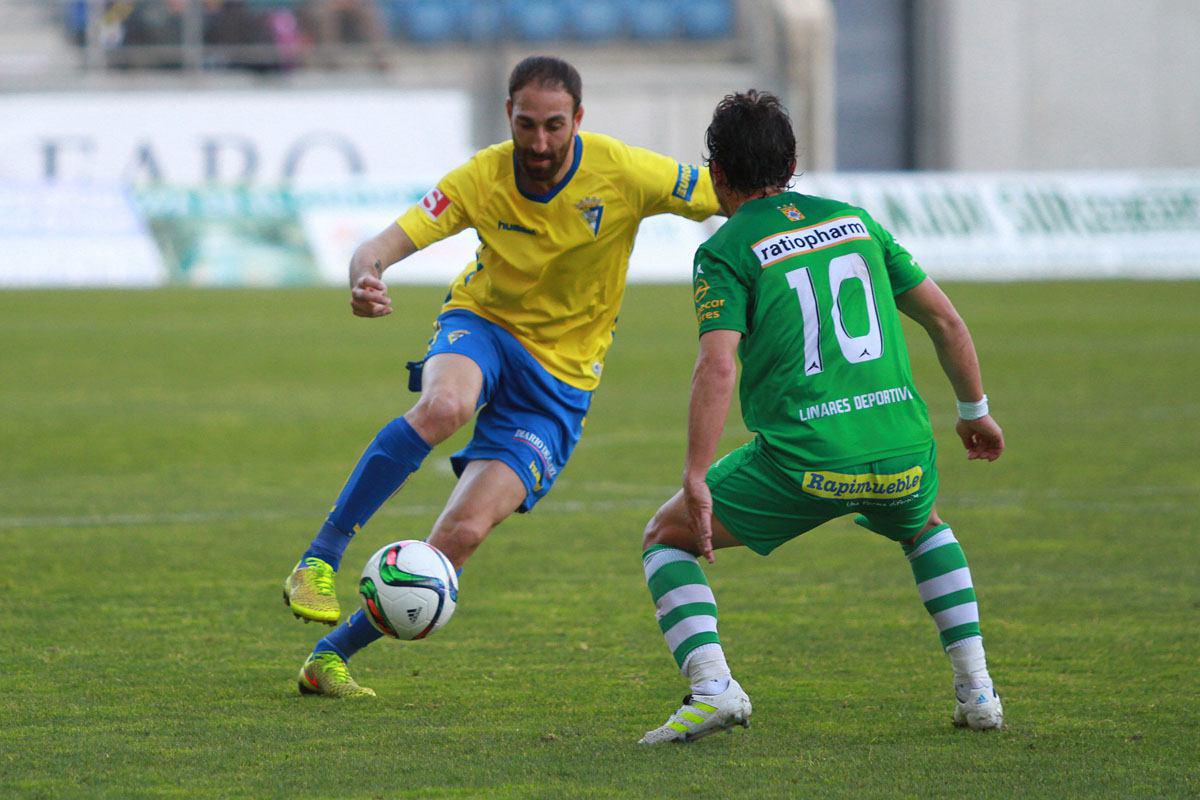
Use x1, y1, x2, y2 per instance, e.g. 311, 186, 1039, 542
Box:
359, 540, 458, 640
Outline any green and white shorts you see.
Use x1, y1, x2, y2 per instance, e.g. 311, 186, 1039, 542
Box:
707, 437, 939, 554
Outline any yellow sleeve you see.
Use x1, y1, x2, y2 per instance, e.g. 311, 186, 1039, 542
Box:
396, 158, 478, 249
624, 144, 720, 221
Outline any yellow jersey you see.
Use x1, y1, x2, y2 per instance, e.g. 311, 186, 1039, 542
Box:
397, 131, 719, 390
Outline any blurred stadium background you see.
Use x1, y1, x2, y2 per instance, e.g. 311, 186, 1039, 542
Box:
3, 4, 1199, 797
1, 0, 1197, 287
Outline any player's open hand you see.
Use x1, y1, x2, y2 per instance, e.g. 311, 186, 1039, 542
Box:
350, 274, 393, 317
683, 476, 716, 564
955, 415, 1004, 461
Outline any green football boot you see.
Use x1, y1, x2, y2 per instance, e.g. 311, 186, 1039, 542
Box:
297, 652, 376, 698
283, 557, 340, 625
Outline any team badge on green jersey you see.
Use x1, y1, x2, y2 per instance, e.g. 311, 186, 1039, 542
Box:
778, 203, 805, 221
576, 196, 605, 236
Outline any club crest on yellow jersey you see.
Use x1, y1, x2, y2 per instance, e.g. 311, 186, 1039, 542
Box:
778, 203, 805, 222
575, 196, 605, 236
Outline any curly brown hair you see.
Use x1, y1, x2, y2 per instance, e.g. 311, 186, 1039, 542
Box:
705, 90, 796, 194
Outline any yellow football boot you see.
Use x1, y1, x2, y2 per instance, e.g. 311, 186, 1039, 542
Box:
283, 557, 340, 625
297, 652, 376, 698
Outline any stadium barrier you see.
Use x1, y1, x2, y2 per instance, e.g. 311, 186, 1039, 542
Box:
2, 171, 1198, 288
1, 89, 1196, 286
801, 172, 1200, 280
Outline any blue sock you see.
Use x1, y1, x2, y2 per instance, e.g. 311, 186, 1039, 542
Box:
313, 610, 384, 661
301, 417, 431, 570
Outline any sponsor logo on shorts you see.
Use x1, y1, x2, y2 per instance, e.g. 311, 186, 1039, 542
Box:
801, 466, 923, 500
752, 216, 871, 268
425, 319, 442, 348
420, 187, 451, 221
672, 163, 700, 202
514, 429, 558, 489
447, 329, 470, 344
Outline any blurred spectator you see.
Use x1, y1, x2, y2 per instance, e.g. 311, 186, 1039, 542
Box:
124, 0, 186, 48
63, 1, 91, 46
264, 5, 307, 69
68, 0, 737, 73
203, 0, 276, 70
91, 0, 187, 68
302, 0, 390, 69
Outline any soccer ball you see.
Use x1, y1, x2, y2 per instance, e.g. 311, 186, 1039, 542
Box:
358, 540, 458, 640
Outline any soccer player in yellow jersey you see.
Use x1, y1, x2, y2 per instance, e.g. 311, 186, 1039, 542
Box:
284, 55, 720, 697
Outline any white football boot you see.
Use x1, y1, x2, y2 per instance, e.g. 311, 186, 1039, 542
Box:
953, 683, 1004, 730
639, 679, 752, 744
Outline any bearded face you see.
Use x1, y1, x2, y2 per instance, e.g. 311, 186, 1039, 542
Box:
508, 84, 582, 189
516, 136, 571, 183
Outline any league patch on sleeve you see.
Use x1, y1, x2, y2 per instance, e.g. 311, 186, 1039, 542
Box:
420, 187, 451, 221
672, 163, 699, 202
693, 277, 726, 323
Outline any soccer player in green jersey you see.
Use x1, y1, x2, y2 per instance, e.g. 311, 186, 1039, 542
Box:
638, 91, 1006, 744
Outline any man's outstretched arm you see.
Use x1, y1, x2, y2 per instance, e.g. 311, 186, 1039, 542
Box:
683, 329, 742, 562
348, 223, 419, 318
896, 277, 1004, 462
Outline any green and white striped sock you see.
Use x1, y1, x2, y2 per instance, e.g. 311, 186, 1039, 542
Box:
903, 524, 983, 649
643, 545, 726, 677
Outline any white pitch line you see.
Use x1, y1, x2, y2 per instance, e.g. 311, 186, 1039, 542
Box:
1, 487, 1194, 530
0, 507, 435, 530
0, 497, 667, 530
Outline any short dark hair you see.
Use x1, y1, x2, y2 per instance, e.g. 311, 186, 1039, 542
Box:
508, 55, 583, 111
705, 90, 796, 194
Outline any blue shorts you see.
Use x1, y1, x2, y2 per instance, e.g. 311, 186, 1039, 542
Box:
406, 309, 592, 512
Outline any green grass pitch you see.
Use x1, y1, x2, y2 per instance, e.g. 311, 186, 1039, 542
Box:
1, 282, 1197, 799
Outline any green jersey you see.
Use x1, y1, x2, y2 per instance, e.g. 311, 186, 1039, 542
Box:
694, 192, 933, 470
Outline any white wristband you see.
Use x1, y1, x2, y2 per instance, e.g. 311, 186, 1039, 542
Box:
957, 395, 989, 420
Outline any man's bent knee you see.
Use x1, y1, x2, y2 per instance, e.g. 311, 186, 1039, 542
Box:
903, 508, 946, 546
428, 515, 491, 569
642, 514, 666, 551
407, 392, 474, 445
642, 497, 694, 553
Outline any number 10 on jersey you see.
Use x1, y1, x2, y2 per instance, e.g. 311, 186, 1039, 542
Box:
785, 253, 884, 376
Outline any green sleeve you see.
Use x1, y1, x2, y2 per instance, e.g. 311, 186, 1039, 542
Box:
693, 247, 748, 336
863, 212, 926, 296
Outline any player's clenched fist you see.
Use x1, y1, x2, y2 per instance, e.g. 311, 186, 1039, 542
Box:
955, 415, 1004, 461
350, 274, 393, 317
